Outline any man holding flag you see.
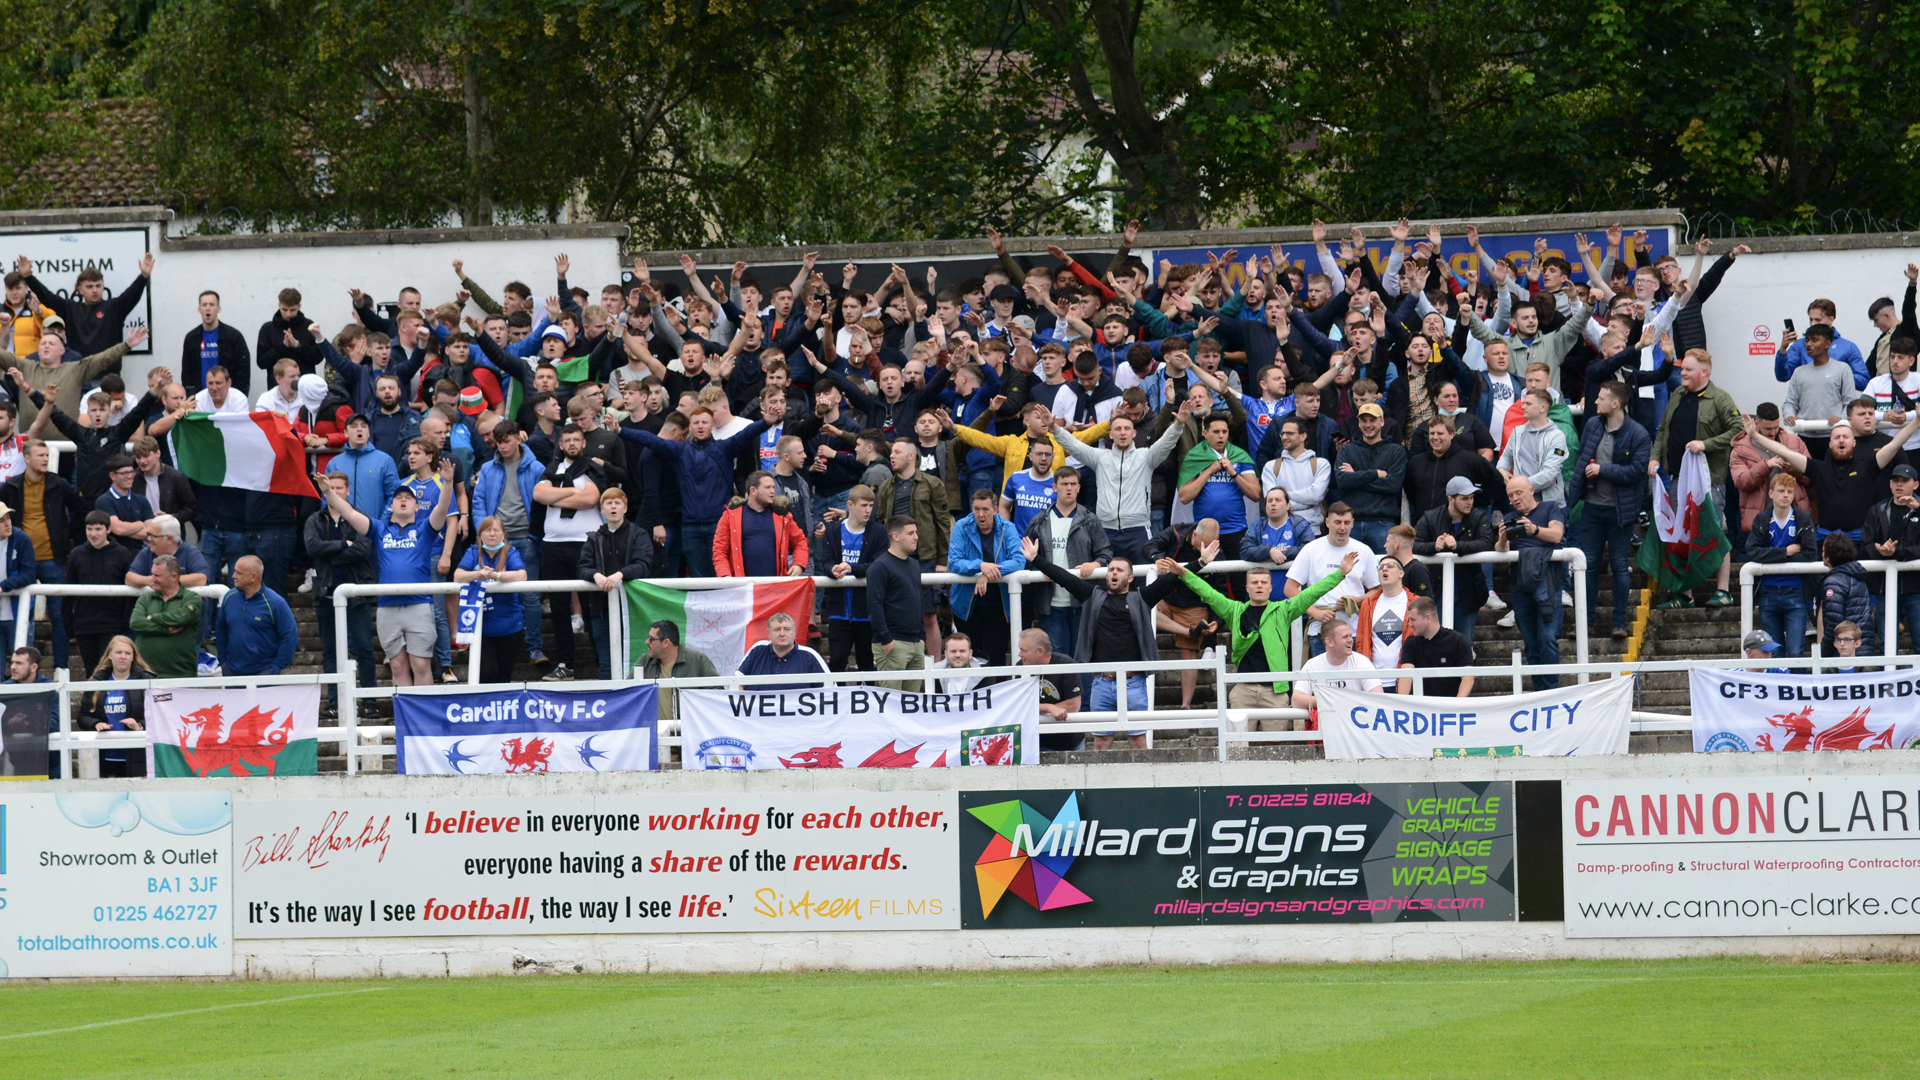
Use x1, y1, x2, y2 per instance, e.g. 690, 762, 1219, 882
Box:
1644, 349, 1740, 608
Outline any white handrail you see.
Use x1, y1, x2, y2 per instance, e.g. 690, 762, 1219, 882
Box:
1739, 557, 1920, 661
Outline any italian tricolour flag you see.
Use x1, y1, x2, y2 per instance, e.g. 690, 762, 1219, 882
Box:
627, 579, 815, 675
169, 411, 319, 497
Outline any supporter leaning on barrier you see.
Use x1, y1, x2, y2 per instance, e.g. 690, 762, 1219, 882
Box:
641, 620, 715, 721
1022, 538, 1189, 750
1172, 545, 1359, 729
1411, 477, 1495, 645
129, 555, 201, 679
947, 489, 1025, 666
305, 473, 376, 717
1816, 534, 1879, 654
215, 556, 297, 677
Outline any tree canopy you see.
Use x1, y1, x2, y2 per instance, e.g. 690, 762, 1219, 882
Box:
9, 0, 1915, 244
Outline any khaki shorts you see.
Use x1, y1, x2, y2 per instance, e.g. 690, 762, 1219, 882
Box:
1158, 603, 1214, 652
378, 603, 437, 660
1228, 682, 1303, 730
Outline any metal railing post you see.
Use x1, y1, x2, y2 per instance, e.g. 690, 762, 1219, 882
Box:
1885, 565, 1899, 662
1739, 562, 1756, 647
1566, 548, 1590, 678
334, 588, 357, 774
1440, 555, 1456, 627
1214, 650, 1229, 762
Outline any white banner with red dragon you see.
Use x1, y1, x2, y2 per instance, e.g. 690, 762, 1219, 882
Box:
1689, 669, 1920, 753
680, 680, 1041, 769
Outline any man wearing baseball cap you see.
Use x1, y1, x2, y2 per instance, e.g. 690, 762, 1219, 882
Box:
1334, 401, 1407, 553
1412, 475, 1495, 647
1743, 629, 1790, 673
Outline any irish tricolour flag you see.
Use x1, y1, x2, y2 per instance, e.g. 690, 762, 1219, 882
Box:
626, 579, 815, 675
169, 411, 319, 497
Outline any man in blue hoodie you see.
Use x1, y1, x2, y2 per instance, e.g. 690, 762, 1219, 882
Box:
325, 415, 400, 523
619, 405, 768, 577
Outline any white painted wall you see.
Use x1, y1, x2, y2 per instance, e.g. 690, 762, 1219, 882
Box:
149, 237, 624, 387
1701, 244, 1920, 412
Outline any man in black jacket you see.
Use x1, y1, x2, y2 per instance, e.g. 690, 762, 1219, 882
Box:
1404, 416, 1502, 525
256, 288, 320, 378
1, 440, 88, 669
130, 436, 197, 525
65, 511, 133, 674
1863, 464, 1920, 653
579, 487, 652, 679
20, 251, 151, 361
1411, 476, 1496, 647
1023, 535, 1194, 750
863, 516, 927, 690
181, 290, 251, 396
18, 379, 161, 503
305, 472, 376, 717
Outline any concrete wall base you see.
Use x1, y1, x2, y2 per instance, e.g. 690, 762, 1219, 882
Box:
235, 925, 1920, 980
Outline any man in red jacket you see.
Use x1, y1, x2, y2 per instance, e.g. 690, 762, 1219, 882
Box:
714, 471, 810, 577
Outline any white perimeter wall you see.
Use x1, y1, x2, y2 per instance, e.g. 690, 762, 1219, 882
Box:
21, 750, 1920, 980
1700, 242, 1920, 412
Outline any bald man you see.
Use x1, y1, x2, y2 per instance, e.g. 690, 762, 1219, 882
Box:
215, 554, 297, 676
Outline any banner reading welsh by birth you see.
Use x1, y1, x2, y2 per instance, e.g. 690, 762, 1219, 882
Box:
146, 684, 320, 777
1318, 676, 1632, 759
394, 685, 658, 774
680, 679, 1040, 769
1689, 668, 1920, 753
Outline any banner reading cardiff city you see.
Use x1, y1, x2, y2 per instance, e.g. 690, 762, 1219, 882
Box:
680, 680, 1040, 770
1689, 668, 1920, 753
958, 783, 1515, 928
393, 686, 658, 774
1318, 677, 1632, 759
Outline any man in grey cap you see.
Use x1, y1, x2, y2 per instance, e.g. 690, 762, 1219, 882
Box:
1863, 461, 1920, 652
1411, 475, 1496, 646
1742, 629, 1789, 673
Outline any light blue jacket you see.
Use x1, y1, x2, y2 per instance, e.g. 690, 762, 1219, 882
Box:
946, 515, 1027, 621
326, 444, 400, 523
471, 449, 545, 533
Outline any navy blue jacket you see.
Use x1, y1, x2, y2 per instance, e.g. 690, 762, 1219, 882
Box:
1819, 562, 1879, 653
619, 422, 769, 526
1568, 415, 1652, 527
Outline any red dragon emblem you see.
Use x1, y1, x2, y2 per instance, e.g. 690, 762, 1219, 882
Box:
175, 704, 292, 777
1753, 706, 1896, 752
780, 743, 845, 768
859, 741, 928, 768
969, 733, 1013, 765
499, 737, 553, 773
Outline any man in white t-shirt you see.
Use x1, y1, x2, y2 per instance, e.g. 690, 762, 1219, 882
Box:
1291, 620, 1380, 710
1866, 337, 1920, 451
1357, 555, 1411, 684
1284, 501, 1379, 657
192, 366, 251, 415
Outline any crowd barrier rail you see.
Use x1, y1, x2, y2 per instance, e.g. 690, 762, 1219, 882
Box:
34, 646, 1920, 773
1740, 558, 1920, 661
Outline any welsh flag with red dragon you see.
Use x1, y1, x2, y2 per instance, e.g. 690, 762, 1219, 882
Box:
1636, 449, 1730, 594
145, 685, 321, 778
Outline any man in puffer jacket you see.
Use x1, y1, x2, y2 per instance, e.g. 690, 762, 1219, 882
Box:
1817, 533, 1879, 654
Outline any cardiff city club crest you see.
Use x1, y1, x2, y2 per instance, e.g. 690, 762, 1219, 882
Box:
696, 737, 755, 769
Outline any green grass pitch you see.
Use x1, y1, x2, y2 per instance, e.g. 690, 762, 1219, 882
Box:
4, 958, 1916, 1078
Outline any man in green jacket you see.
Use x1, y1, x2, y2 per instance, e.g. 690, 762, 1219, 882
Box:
128, 555, 202, 678
1168, 548, 1359, 729
1652, 349, 1743, 607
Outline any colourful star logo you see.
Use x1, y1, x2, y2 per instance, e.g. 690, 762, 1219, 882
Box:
968, 794, 1094, 917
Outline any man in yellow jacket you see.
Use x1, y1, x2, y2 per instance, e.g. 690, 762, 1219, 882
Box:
947, 395, 1109, 494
